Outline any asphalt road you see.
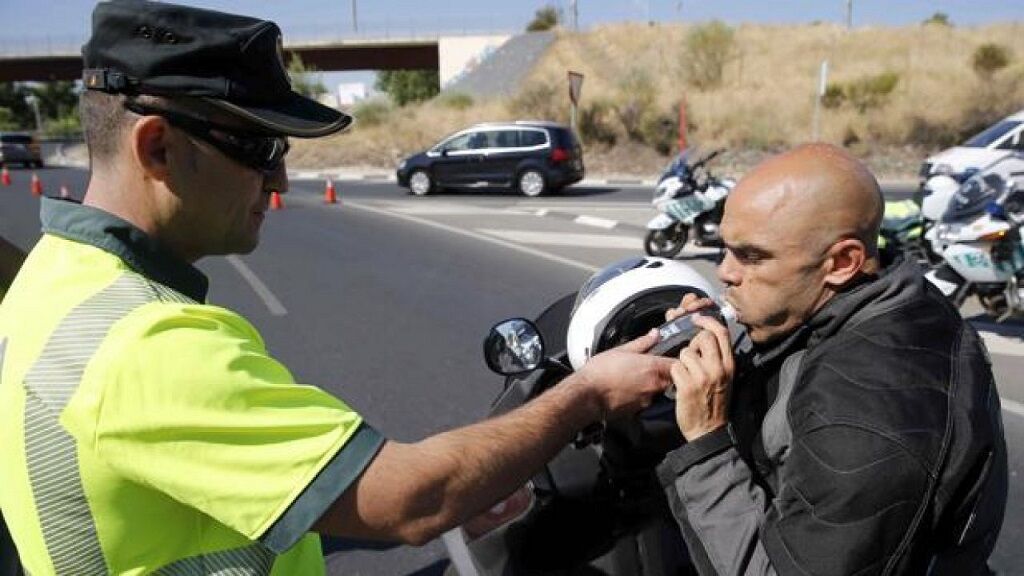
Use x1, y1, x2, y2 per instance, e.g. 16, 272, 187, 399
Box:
1, 167, 1021, 574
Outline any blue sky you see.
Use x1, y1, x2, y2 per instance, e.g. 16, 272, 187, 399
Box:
0, 1, 1019, 87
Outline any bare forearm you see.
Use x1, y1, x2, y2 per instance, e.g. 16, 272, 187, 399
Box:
316, 374, 600, 545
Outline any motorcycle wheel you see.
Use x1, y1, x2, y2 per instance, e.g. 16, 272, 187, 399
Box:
644, 225, 688, 258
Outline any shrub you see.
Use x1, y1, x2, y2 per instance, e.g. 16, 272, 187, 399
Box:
44, 112, 81, 138
683, 21, 735, 90
376, 70, 440, 106
639, 111, 677, 155
972, 43, 1012, 80
352, 100, 392, 128
287, 55, 327, 99
436, 92, 474, 110
578, 98, 617, 146
526, 6, 559, 32
821, 84, 845, 109
612, 68, 656, 142
844, 72, 900, 112
508, 82, 564, 122
922, 12, 952, 26
0, 107, 17, 131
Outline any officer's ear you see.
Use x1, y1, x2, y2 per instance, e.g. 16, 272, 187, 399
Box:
130, 115, 171, 182
823, 237, 867, 288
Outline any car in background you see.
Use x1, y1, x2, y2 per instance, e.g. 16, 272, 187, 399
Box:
0, 132, 43, 168
396, 121, 584, 197
920, 109, 1024, 183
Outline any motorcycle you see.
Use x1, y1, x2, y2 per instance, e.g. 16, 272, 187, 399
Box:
877, 168, 964, 268
643, 149, 735, 258
924, 153, 1024, 321
443, 264, 747, 576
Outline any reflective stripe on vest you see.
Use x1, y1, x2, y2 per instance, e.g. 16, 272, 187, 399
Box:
22, 274, 193, 574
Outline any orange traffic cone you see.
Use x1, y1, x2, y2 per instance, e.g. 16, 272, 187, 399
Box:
324, 179, 337, 204
1, 166, 10, 186
30, 172, 43, 197
270, 190, 283, 210
59, 184, 70, 199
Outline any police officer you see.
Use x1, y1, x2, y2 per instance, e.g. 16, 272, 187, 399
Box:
0, 2, 675, 574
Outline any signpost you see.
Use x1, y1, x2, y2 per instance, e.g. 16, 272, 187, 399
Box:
568, 71, 584, 133
812, 59, 828, 141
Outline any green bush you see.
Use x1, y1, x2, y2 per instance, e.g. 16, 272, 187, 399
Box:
578, 98, 617, 146
639, 111, 677, 156
844, 72, 900, 112
508, 82, 564, 122
612, 68, 656, 142
287, 55, 327, 99
526, 6, 560, 32
376, 70, 440, 106
352, 100, 392, 128
972, 43, 1012, 79
821, 84, 845, 109
922, 12, 952, 26
436, 92, 474, 110
44, 112, 81, 138
0, 107, 17, 131
683, 21, 735, 90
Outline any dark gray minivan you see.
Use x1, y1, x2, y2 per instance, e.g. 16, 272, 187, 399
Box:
396, 121, 584, 197
0, 133, 43, 168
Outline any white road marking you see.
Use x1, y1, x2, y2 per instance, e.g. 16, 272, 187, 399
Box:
346, 202, 600, 273
387, 202, 513, 216
979, 331, 1024, 358
574, 215, 618, 229
1002, 397, 1024, 418
478, 229, 640, 250
226, 255, 288, 316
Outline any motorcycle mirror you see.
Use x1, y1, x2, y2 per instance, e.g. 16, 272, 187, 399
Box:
483, 318, 546, 375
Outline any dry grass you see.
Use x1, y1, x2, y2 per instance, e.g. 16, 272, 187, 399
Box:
289, 22, 1024, 179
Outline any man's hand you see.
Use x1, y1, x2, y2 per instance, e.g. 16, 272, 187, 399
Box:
668, 294, 735, 441
575, 329, 675, 420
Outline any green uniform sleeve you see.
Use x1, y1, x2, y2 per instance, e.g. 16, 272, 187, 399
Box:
65, 301, 384, 551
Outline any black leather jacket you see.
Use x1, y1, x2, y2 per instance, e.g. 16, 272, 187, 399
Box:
657, 260, 1008, 575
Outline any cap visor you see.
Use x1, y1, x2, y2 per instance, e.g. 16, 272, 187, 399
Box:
203, 92, 352, 138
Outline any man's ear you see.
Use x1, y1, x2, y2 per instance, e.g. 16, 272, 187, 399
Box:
130, 115, 171, 182
823, 238, 867, 287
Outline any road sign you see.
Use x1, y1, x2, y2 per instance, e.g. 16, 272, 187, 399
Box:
568, 71, 584, 106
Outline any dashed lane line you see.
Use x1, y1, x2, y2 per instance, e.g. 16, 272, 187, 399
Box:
226, 255, 288, 316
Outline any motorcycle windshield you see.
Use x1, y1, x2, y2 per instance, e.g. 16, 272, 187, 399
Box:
942, 173, 1006, 222
571, 256, 648, 317
666, 150, 693, 177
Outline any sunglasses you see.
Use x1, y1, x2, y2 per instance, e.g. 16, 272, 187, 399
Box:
123, 100, 289, 174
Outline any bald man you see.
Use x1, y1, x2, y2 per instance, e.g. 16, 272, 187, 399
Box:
657, 144, 1007, 575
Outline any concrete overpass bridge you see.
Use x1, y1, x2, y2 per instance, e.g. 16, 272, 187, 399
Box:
0, 33, 511, 86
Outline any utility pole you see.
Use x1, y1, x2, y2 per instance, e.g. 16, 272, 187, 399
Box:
569, 0, 579, 31
351, 0, 358, 33
845, 0, 853, 30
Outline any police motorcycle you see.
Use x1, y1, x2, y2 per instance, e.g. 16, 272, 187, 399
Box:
644, 149, 735, 258
443, 257, 746, 576
925, 153, 1024, 320
877, 168, 966, 268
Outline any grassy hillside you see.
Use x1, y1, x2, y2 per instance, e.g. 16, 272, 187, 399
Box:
289, 21, 1024, 180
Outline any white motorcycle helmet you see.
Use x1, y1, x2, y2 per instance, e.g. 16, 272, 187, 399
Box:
566, 256, 719, 370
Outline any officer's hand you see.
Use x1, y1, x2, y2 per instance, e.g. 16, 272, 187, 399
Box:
576, 329, 675, 420
665, 293, 715, 322
672, 314, 734, 441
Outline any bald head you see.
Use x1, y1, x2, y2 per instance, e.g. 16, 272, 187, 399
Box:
729, 143, 883, 265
